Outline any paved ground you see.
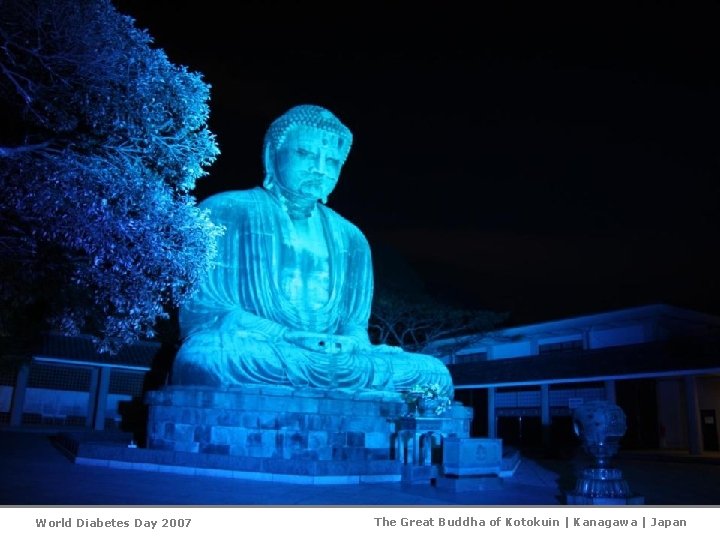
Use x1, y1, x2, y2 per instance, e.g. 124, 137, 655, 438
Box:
0, 429, 718, 506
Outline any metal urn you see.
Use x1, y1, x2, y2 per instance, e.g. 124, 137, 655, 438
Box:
566, 400, 643, 504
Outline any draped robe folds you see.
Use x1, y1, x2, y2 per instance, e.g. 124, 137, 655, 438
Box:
173, 187, 453, 396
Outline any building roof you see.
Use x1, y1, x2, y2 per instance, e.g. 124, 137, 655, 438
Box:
33, 333, 160, 370
450, 335, 720, 388
425, 303, 720, 356
498, 303, 720, 336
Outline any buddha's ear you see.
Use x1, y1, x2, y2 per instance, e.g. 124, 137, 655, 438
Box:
262, 143, 275, 189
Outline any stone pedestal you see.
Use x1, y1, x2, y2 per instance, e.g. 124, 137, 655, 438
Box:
145, 386, 475, 483
392, 408, 473, 484
566, 467, 645, 505
147, 384, 404, 458
400, 464, 438, 485
144, 385, 406, 482
393, 409, 472, 466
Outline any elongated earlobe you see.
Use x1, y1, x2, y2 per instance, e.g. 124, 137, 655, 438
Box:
262, 145, 275, 189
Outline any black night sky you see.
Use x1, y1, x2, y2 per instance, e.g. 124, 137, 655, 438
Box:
115, 1, 720, 326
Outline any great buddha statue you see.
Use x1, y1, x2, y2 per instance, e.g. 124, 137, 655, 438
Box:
172, 104, 453, 399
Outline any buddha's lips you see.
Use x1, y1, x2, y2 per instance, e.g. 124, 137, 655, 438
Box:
300, 178, 330, 191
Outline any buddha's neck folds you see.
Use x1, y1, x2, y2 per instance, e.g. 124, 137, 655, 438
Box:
268, 184, 319, 220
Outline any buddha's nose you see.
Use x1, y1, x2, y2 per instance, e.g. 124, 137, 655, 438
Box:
311, 151, 326, 174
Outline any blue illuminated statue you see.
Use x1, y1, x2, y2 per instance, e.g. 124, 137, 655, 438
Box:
173, 105, 453, 398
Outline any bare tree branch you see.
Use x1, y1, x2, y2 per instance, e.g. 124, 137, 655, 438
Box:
370, 287, 507, 354
0, 141, 51, 157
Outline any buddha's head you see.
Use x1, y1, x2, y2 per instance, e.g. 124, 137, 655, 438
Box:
262, 105, 352, 204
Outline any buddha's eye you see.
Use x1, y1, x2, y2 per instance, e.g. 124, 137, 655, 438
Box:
326, 157, 340, 167
295, 148, 312, 157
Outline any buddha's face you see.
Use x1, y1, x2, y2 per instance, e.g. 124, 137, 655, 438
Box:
273, 126, 345, 201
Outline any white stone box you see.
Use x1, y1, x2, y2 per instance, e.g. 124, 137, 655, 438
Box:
442, 437, 502, 476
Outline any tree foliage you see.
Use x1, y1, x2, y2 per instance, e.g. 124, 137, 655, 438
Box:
0, 0, 222, 352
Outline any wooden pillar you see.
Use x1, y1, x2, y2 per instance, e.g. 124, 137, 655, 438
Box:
541, 384, 551, 447
10, 362, 30, 426
86, 367, 99, 428
604, 379, 616, 404
487, 387, 496, 438
93, 367, 111, 431
684, 376, 702, 455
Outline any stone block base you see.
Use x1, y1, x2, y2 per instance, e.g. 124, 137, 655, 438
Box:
146, 385, 406, 459
143, 385, 409, 482
137, 385, 476, 483
54, 430, 402, 484
400, 464, 438, 484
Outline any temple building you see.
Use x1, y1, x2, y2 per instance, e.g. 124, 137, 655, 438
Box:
428, 304, 720, 454
0, 335, 159, 430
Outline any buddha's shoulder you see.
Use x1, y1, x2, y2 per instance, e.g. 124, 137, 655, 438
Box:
199, 188, 268, 212
321, 205, 368, 242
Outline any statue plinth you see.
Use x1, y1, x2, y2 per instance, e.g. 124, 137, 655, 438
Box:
144, 384, 411, 482
145, 385, 474, 484
566, 400, 644, 505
